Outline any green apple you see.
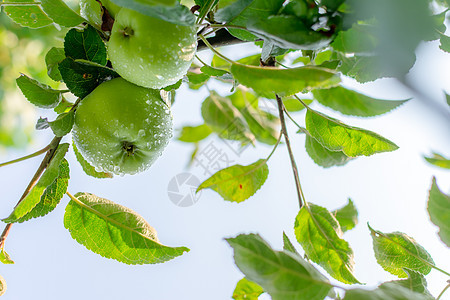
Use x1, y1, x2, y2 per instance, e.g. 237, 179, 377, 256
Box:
108, 8, 197, 89
80, 0, 122, 27
72, 77, 173, 175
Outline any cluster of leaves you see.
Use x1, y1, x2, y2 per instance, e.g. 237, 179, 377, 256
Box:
0, 0, 449, 299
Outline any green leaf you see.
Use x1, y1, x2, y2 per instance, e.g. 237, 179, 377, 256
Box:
64, 25, 107, 65
109, 0, 195, 26
58, 58, 119, 98
195, 0, 219, 22
16, 74, 62, 109
440, 33, 450, 53
343, 284, 434, 300
427, 177, 450, 247
227, 233, 332, 300
240, 105, 280, 145
230, 64, 340, 99
368, 225, 435, 277
282, 232, 299, 255
313, 86, 409, 117
424, 152, 450, 169
232, 278, 264, 300
248, 15, 334, 50
216, 0, 285, 41
3, 0, 53, 28
73, 143, 113, 179
3, 143, 69, 223
14, 159, 70, 223
0, 275, 5, 297
201, 91, 255, 143
332, 23, 377, 55
320, 0, 345, 11
295, 203, 360, 284
53, 97, 73, 114
299, 127, 353, 168
0, 249, 14, 264
338, 55, 395, 83
380, 269, 433, 297
187, 72, 210, 89
45, 47, 65, 82
40, 0, 85, 27
332, 199, 358, 232
197, 159, 268, 203
283, 98, 312, 112
200, 65, 229, 77
48, 111, 75, 137
305, 109, 399, 157
64, 192, 189, 264
178, 124, 212, 143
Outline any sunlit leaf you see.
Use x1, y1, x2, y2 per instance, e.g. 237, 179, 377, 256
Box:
40, 0, 85, 27
299, 127, 353, 168
282, 232, 299, 255
338, 54, 396, 83
178, 124, 212, 143
232, 278, 264, 300
283, 98, 312, 112
295, 203, 360, 284
197, 159, 268, 203
313, 86, 409, 117
424, 152, 450, 169
15, 159, 70, 223
3, 144, 69, 223
369, 225, 435, 277
3, 0, 53, 28
64, 25, 107, 65
343, 283, 434, 300
427, 177, 450, 247
231, 64, 340, 99
240, 105, 280, 145
64, 192, 189, 264
332, 199, 358, 232
227, 233, 332, 300
16, 74, 62, 109
380, 269, 433, 297
73, 143, 113, 179
305, 109, 399, 157
201, 91, 255, 143
0, 248, 14, 264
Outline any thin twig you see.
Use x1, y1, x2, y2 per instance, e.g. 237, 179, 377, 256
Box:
0, 136, 62, 249
437, 281, 450, 300
276, 95, 305, 208
0, 145, 50, 168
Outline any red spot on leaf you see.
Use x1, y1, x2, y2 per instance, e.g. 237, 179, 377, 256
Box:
239, 184, 243, 189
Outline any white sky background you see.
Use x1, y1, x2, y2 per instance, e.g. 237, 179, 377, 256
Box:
0, 32, 450, 300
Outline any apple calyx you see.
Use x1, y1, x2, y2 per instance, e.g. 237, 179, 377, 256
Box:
122, 141, 136, 156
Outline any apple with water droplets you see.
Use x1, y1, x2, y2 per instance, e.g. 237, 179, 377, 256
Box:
72, 77, 173, 175
108, 8, 197, 89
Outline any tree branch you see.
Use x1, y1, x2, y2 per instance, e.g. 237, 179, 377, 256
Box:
275, 95, 305, 208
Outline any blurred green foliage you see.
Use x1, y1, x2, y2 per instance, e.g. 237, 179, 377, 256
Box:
0, 12, 67, 149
